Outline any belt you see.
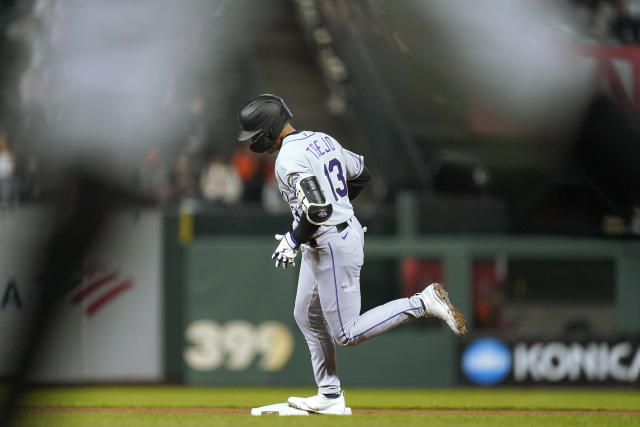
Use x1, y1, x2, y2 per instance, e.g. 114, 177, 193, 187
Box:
308, 221, 349, 247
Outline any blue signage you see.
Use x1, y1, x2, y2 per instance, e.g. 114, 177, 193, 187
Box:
462, 338, 511, 385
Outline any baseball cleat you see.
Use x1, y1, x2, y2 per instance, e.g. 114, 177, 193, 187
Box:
417, 283, 467, 336
288, 391, 350, 415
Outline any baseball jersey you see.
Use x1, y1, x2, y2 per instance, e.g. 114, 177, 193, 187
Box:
275, 131, 364, 232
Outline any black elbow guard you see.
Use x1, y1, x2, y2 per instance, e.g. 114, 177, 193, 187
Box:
295, 174, 333, 225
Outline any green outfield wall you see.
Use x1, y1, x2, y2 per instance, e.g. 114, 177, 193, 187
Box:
164, 213, 640, 387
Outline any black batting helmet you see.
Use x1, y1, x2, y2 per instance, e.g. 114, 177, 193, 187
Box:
237, 94, 293, 153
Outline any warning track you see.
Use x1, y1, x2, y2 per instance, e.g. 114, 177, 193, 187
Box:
21, 407, 640, 416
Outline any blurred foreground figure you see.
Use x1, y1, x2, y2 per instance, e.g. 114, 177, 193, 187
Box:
0, 132, 17, 206
377, 0, 640, 232
0, 168, 138, 427
237, 94, 467, 415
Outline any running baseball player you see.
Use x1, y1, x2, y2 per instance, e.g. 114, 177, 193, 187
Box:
237, 94, 467, 415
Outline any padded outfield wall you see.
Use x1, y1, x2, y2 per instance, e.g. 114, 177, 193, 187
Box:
2, 208, 638, 386
165, 214, 640, 388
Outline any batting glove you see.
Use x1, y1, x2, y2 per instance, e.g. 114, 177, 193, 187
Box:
272, 232, 299, 269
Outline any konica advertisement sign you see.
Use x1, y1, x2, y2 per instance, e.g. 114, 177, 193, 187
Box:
460, 337, 640, 386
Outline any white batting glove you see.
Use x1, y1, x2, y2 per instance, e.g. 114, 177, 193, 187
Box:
272, 231, 299, 269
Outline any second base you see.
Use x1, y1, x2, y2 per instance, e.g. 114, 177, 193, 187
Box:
251, 402, 353, 416
251, 402, 309, 416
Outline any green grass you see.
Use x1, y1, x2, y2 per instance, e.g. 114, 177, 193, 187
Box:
18, 386, 640, 410
9, 386, 640, 427
11, 413, 640, 427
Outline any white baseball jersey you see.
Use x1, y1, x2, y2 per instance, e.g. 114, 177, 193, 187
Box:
275, 131, 364, 232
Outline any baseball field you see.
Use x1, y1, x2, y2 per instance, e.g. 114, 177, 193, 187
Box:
9, 386, 640, 426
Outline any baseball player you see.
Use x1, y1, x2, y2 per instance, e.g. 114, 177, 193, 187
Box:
237, 94, 467, 415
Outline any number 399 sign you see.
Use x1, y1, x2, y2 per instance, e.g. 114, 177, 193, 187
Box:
183, 320, 294, 372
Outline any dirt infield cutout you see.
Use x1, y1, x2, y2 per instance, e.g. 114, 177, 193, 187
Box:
23, 407, 640, 416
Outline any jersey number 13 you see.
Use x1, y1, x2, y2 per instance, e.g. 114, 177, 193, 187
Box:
323, 158, 347, 201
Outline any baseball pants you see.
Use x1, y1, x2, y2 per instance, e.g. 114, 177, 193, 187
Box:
293, 216, 427, 394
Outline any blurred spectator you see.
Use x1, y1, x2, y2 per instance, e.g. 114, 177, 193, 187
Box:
631, 206, 640, 234
171, 152, 198, 201
262, 160, 288, 213
200, 152, 242, 204
473, 261, 507, 329
186, 95, 208, 156
610, 0, 639, 43
21, 154, 42, 201
232, 146, 267, 203
138, 147, 170, 204
0, 132, 18, 206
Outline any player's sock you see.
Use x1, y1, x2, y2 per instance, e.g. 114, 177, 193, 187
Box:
323, 393, 341, 399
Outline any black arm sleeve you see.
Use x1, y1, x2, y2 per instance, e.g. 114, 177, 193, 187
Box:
347, 166, 371, 200
291, 215, 320, 245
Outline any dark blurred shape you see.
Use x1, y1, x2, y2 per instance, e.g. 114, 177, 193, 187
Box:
305, 0, 640, 236
0, 167, 139, 427
573, 95, 640, 217
359, 258, 400, 313
471, 257, 616, 338
563, 318, 594, 340
611, 0, 639, 43
419, 196, 507, 234
20, 154, 41, 201
506, 258, 615, 303
472, 260, 506, 330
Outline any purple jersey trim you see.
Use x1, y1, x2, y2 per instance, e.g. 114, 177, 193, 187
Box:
288, 232, 299, 247
283, 131, 315, 146
328, 243, 347, 339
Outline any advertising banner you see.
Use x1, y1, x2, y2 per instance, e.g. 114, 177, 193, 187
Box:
180, 238, 458, 387
459, 336, 640, 387
0, 207, 163, 382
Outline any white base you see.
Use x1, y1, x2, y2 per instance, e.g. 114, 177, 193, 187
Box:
250, 402, 353, 416
251, 402, 309, 416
